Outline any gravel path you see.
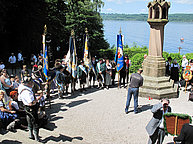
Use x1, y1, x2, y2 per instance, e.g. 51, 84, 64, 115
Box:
0, 86, 192, 144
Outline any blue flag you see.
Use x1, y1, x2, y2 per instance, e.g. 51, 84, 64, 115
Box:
43, 45, 48, 81
116, 34, 124, 72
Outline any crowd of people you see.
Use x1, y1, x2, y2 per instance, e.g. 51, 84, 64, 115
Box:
0, 51, 133, 141
1, 51, 193, 143
165, 55, 193, 86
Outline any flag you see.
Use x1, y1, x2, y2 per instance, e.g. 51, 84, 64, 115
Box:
66, 37, 72, 73
83, 34, 90, 67
43, 45, 48, 81
115, 34, 124, 72
72, 37, 77, 78
66, 35, 77, 78
114, 35, 119, 64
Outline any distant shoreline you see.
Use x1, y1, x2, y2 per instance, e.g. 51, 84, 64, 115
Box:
101, 13, 193, 23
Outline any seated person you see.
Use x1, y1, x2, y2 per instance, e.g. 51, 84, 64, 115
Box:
0, 90, 18, 130
174, 123, 193, 144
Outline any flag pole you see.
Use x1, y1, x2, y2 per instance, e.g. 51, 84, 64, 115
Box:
43, 25, 51, 108
85, 28, 90, 87
118, 28, 122, 89
71, 29, 75, 95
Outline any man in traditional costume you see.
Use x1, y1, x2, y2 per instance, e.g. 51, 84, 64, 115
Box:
171, 59, 180, 83
165, 57, 172, 76
77, 61, 88, 92
96, 58, 106, 89
146, 98, 171, 144
89, 57, 97, 88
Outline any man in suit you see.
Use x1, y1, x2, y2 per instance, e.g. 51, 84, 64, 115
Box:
174, 123, 193, 144
146, 98, 171, 144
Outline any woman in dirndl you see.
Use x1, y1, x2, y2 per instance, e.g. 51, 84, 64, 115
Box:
105, 59, 112, 89
0, 90, 18, 129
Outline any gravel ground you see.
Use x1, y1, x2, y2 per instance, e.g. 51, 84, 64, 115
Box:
0, 85, 192, 144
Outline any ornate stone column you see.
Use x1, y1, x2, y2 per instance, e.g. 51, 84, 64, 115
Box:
139, 0, 178, 99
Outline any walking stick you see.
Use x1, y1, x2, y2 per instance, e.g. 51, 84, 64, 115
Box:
173, 116, 178, 144
185, 81, 188, 93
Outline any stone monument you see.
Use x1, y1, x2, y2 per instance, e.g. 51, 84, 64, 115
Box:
139, 0, 178, 99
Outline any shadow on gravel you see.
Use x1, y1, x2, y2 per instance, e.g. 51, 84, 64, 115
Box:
138, 104, 153, 113
1, 140, 22, 144
42, 134, 83, 143
66, 99, 92, 108
47, 103, 67, 115
65, 87, 99, 99
127, 104, 153, 114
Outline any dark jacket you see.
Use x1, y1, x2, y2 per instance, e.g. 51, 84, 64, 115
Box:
174, 123, 193, 144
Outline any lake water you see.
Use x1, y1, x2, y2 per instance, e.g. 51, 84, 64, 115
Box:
103, 20, 193, 54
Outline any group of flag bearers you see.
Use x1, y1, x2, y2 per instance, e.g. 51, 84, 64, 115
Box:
50, 28, 126, 97
15, 26, 125, 141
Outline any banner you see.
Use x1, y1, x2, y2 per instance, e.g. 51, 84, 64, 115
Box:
115, 34, 124, 72
66, 36, 77, 79
43, 45, 48, 81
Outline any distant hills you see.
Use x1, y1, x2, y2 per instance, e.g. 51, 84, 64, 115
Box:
101, 13, 193, 22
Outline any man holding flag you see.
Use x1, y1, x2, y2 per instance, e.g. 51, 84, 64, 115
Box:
114, 29, 124, 88
83, 28, 96, 87
65, 30, 77, 93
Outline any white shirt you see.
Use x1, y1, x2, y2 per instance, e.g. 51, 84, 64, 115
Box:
182, 58, 188, 69
18, 84, 34, 106
8, 56, 16, 64
18, 53, 23, 61
170, 63, 180, 70
11, 101, 19, 110
0, 64, 5, 70
159, 109, 168, 129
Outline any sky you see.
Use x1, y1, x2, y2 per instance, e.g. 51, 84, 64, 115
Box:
101, 0, 193, 14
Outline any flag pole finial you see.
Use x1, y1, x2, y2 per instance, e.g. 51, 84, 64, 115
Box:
44, 25, 47, 35
85, 28, 88, 35
71, 29, 75, 37
119, 27, 122, 34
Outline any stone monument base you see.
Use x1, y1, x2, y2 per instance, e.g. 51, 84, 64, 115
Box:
139, 75, 178, 99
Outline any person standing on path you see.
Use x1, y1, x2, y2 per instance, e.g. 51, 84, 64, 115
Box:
8, 53, 17, 74
146, 98, 171, 144
125, 68, 143, 114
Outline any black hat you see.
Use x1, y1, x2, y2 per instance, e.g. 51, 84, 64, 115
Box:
190, 59, 193, 63
55, 64, 64, 70
10, 74, 15, 78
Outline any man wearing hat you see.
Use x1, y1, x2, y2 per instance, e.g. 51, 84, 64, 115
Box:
96, 58, 106, 89
18, 76, 43, 141
77, 61, 88, 92
125, 68, 143, 114
170, 59, 180, 83
8, 53, 17, 74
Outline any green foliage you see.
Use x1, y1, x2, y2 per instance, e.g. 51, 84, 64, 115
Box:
130, 53, 144, 73
101, 13, 193, 22
0, 0, 108, 60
